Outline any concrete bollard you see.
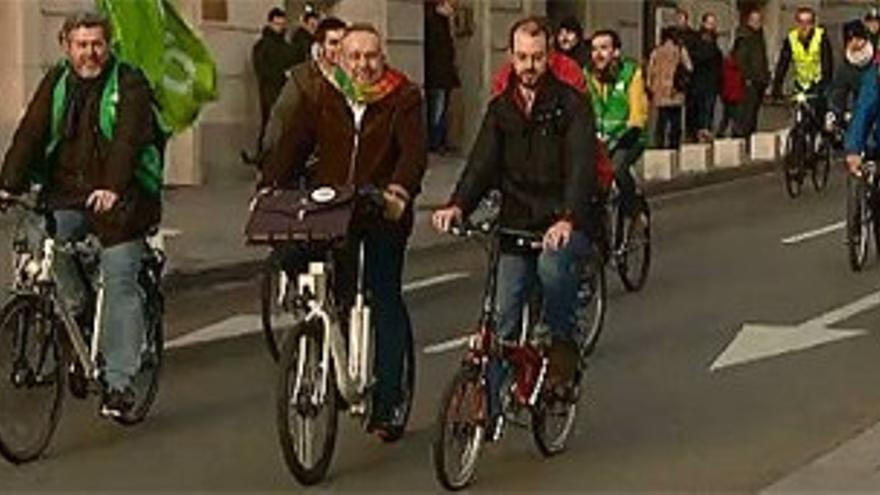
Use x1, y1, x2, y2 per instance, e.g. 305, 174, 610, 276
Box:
713, 138, 746, 168
641, 149, 677, 181
750, 132, 779, 162
678, 143, 711, 173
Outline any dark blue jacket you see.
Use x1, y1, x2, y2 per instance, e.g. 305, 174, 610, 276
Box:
844, 64, 880, 155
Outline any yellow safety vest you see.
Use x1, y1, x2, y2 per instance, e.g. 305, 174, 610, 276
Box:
789, 27, 824, 88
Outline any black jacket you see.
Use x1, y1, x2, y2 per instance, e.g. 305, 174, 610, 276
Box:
424, 7, 460, 89
771, 28, 834, 94
289, 27, 314, 67
688, 30, 723, 96
733, 26, 771, 87
560, 42, 591, 69
253, 27, 298, 116
451, 73, 597, 232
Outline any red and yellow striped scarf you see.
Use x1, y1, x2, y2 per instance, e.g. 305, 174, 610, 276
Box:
333, 66, 407, 104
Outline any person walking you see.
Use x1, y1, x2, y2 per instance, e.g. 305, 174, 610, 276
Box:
424, 0, 460, 154
732, 8, 771, 138
647, 27, 692, 149
686, 13, 723, 142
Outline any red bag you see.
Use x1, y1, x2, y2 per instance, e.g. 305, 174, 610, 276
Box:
595, 141, 614, 192
721, 55, 745, 104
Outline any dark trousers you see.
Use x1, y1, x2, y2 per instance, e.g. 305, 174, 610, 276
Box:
686, 90, 717, 137
426, 88, 451, 152
717, 102, 738, 137
735, 83, 766, 138
655, 106, 683, 149
612, 140, 647, 216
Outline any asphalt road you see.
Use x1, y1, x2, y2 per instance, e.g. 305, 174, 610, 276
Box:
4, 167, 880, 493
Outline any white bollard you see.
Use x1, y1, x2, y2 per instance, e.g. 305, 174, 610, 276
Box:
640, 149, 677, 181
678, 143, 711, 173
713, 138, 746, 168
750, 132, 779, 162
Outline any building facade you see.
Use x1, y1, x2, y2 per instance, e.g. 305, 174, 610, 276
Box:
0, 0, 873, 187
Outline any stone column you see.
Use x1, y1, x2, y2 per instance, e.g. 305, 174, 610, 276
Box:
164, 0, 204, 186
0, 0, 26, 149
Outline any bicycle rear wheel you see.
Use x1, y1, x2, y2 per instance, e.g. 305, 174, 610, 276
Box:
432, 365, 486, 491
576, 255, 607, 358
615, 200, 651, 292
0, 295, 64, 464
277, 320, 338, 486
783, 133, 805, 198
846, 175, 872, 271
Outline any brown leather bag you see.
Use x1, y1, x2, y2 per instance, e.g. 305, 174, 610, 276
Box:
245, 186, 357, 245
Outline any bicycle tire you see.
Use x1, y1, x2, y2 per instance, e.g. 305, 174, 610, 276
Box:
577, 255, 607, 358
847, 175, 871, 271
432, 365, 486, 491
115, 274, 164, 426
784, 133, 805, 198
811, 134, 831, 192
0, 295, 65, 464
531, 390, 578, 457
615, 200, 652, 292
277, 319, 338, 486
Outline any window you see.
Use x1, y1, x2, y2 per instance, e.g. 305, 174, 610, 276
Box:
202, 0, 228, 22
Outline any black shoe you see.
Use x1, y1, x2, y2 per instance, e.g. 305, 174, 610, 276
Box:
367, 404, 407, 443
100, 387, 134, 419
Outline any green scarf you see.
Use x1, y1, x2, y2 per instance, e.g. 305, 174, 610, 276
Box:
333, 66, 406, 104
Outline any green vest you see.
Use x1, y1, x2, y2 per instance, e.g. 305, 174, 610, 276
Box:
789, 27, 824, 88
586, 58, 644, 147
39, 60, 166, 196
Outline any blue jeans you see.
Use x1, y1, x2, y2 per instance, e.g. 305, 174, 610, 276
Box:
487, 231, 590, 419
426, 89, 450, 152
52, 210, 146, 392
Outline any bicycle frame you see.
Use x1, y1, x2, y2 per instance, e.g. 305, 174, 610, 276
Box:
290, 240, 374, 417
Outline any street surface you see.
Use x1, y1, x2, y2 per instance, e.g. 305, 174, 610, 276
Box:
4, 166, 880, 492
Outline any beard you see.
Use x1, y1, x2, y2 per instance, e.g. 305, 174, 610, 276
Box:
516, 69, 540, 88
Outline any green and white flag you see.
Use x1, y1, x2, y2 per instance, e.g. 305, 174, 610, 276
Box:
96, 0, 218, 133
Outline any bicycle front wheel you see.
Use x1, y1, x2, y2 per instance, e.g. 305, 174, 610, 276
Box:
432, 365, 486, 491
277, 319, 338, 486
615, 200, 651, 292
0, 295, 64, 464
846, 175, 872, 271
783, 133, 806, 198
812, 134, 831, 192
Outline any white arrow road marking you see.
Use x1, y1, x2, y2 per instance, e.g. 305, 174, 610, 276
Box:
781, 221, 845, 245
166, 271, 471, 350
710, 289, 880, 371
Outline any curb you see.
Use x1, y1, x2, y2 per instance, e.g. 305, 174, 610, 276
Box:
166, 158, 779, 293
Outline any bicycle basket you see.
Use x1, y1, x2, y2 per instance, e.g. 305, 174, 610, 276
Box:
245, 186, 357, 245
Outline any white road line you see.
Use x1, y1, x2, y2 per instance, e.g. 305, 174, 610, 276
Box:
781, 221, 845, 245
166, 271, 471, 350
423, 335, 471, 355
403, 271, 470, 292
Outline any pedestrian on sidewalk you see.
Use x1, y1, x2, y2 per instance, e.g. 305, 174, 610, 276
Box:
424, 0, 460, 154
647, 27, 691, 149
251, 8, 298, 161
685, 13, 723, 143
732, 8, 770, 138
290, 7, 320, 65
717, 51, 745, 138
263, 24, 426, 440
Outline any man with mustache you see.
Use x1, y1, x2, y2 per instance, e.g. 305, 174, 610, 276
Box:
433, 17, 598, 441
585, 29, 648, 222
0, 12, 163, 418
263, 24, 426, 440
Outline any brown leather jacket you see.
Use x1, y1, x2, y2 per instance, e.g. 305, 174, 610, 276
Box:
1, 60, 161, 246
262, 71, 428, 234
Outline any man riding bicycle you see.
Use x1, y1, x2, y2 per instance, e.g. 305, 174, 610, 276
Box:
262, 24, 426, 440
771, 7, 833, 138
585, 29, 648, 222
844, 31, 880, 175
432, 17, 598, 440
0, 12, 164, 418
